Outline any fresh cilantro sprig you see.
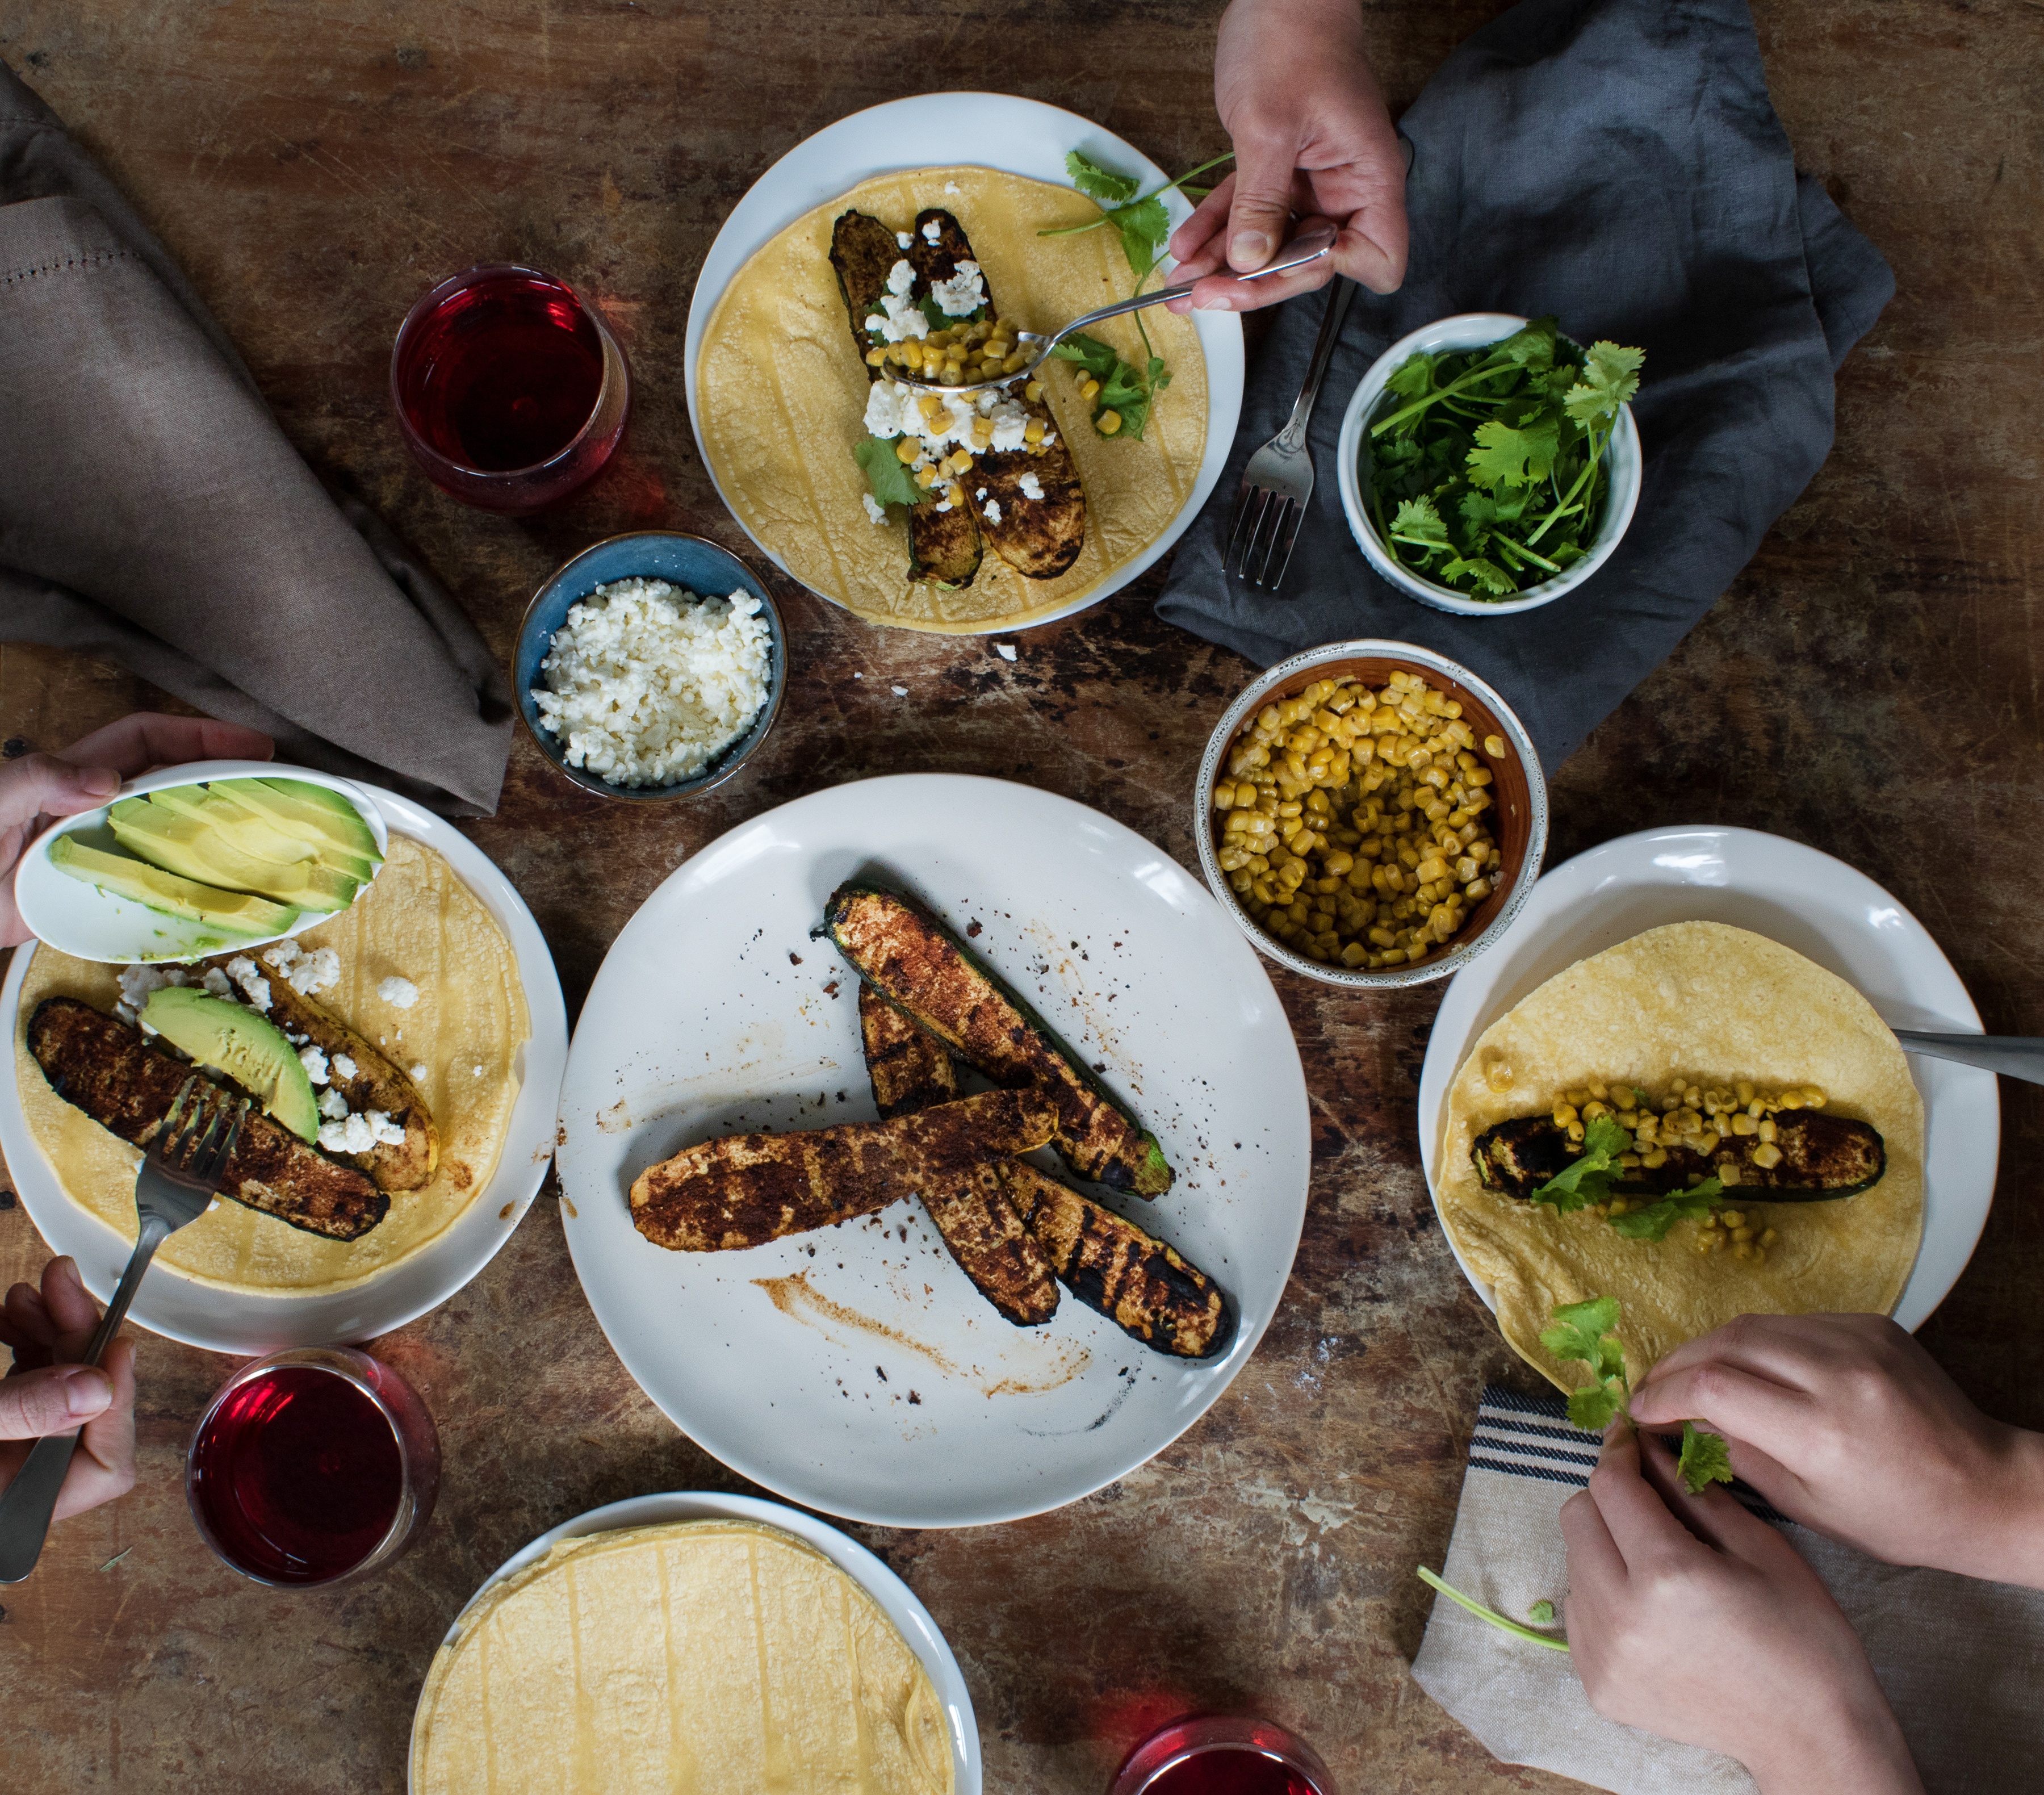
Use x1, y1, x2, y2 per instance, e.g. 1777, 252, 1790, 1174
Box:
1048, 331, 1169, 442
1366, 317, 1643, 600
1528, 1112, 1724, 1243
1540, 1294, 1735, 1495
853, 434, 920, 511
1415, 1566, 1570, 1651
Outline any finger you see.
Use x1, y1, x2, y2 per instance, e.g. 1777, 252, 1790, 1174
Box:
1635, 1426, 1755, 1553
1629, 1359, 1815, 1459
61, 713, 274, 776
1636, 1313, 1867, 1396
1167, 175, 1236, 274
1223, 125, 1302, 273
1180, 258, 1335, 316
0, 751, 120, 831
0, 1361, 113, 1438
3, 1281, 56, 1352
58, 1338, 137, 1521
1333, 211, 1406, 296
1585, 1419, 1698, 1568
40, 1256, 102, 1345
1560, 1483, 1629, 1587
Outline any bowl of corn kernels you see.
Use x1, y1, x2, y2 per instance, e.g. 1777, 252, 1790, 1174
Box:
1193, 641, 1548, 988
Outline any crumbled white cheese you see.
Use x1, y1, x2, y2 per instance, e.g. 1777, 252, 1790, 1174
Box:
116, 963, 186, 1024
864, 259, 930, 342
995, 643, 1018, 662
265, 940, 340, 996
921, 219, 941, 243
986, 397, 1029, 451
1019, 471, 1044, 501
376, 976, 418, 1010
983, 499, 1002, 524
472, 1064, 483, 1077
224, 956, 271, 1012
975, 487, 988, 501
863, 380, 908, 438
895, 230, 912, 248
944, 181, 960, 194
933, 498, 953, 512
332, 1053, 359, 1080
409, 1063, 428, 1082
929, 260, 986, 319
862, 379, 1025, 474
284, 1029, 307, 1045
891, 685, 908, 696
201, 967, 232, 998
298, 1044, 329, 1086
319, 1108, 405, 1153
319, 1087, 350, 1121
861, 492, 888, 525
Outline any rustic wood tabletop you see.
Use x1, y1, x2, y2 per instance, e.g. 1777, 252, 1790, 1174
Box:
1, 1, 2038, 1789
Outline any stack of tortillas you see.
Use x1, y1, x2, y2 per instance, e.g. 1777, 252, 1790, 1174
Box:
411, 1520, 954, 1794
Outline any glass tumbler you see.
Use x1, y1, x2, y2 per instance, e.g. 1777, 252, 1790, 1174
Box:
1109, 1714, 1341, 1795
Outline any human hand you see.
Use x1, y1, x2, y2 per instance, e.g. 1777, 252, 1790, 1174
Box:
0, 712, 274, 946
1631, 1312, 2044, 1590
1563, 1421, 1922, 1794
1166, 0, 1408, 314
1, 1258, 139, 1524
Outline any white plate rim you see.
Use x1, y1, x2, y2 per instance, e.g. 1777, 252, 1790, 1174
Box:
0, 779, 569, 1353
681, 90, 1245, 634
406, 1489, 981, 1795
553, 772, 1311, 1529
1415, 823, 1999, 1333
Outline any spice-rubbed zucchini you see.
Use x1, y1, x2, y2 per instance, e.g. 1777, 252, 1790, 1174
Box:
858, 984, 1058, 1325
820, 881, 1174, 1196
907, 210, 1086, 580
1000, 1162, 1234, 1359
28, 997, 388, 1241
629, 1087, 1057, 1252
829, 209, 982, 589
1473, 1111, 1886, 1203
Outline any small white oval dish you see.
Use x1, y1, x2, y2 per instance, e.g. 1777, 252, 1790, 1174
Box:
15, 760, 389, 964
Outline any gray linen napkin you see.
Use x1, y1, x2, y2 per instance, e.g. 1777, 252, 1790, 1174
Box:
1411, 1387, 2044, 1793
1156, 0, 1895, 773
0, 61, 512, 815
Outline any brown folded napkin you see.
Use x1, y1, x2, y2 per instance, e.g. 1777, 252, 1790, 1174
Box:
0, 61, 512, 815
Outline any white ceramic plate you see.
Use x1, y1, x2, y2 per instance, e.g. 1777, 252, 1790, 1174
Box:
556, 775, 1310, 1528
408, 1489, 980, 1795
14, 760, 390, 964
682, 91, 1245, 633
1417, 826, 1999, 1330
0, 783, 569, 1352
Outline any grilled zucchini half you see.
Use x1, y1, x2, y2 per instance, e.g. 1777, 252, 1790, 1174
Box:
828, 208, 982, 589
1472, 1111, 1886, 1203
821, 880, 1173, 1196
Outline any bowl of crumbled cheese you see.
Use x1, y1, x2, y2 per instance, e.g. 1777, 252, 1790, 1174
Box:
516, 532, 786, 800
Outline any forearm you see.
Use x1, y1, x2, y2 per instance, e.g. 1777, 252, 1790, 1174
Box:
1959, 1422, 2044, 1589
1745, 1687, 1924, 1795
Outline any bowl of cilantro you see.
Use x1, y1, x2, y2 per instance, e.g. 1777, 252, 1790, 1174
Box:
1335, 313, 1643, 614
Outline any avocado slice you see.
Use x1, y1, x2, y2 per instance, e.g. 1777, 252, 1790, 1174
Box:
108, 800, 361, 913
140, 987, 320, 1142
146, 785, 378, 884
229, 779, 383, 869
45, 836, 295, 939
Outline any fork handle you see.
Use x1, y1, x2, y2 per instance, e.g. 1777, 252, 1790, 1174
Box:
1276, 277, 1356, 450
0, 1214, 167, 1584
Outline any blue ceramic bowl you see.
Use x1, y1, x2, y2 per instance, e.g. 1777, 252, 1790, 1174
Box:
515, 531, 786, 801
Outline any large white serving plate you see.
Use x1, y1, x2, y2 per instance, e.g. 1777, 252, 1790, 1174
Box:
1417, 826, 1999, 1332
556, 775, 1310, 1528
0, 784, 569, 1352
682, 91, 1245, 633
409, 1490, 981, 1795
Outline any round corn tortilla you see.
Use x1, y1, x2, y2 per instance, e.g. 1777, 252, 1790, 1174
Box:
411, 1520, 954, 1795
695, 165, 1208, 631
12, 836, 529, 1293
1436, 923, 1925, 1392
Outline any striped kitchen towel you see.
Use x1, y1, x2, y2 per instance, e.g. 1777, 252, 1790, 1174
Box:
1410, 1384, 2044, 1794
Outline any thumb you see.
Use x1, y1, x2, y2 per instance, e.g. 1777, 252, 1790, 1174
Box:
1224, 129, 1299, 273
0, 1363, 113, 1438
2, 752, 121, 830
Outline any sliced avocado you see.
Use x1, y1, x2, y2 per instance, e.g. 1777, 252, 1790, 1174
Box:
108, 800, 361, 913
216, 779, 382, 870
45, 836, 295, 939
141, 987, 320, 1142
148, 785, 377, 884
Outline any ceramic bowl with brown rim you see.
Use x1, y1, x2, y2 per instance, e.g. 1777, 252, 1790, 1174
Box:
1192, 640, 1547, 989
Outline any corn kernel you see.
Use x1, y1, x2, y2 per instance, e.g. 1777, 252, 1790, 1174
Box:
1098, 409, 1122, 435
1751, 1143, 1783, 1169
894, 437, 920, 465
1484, 734, 1505, 757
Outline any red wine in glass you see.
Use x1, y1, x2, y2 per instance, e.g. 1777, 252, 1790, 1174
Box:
391, 263, 629, 512
1109, 1717, 1338, 1795
187, 1347, 438, 1587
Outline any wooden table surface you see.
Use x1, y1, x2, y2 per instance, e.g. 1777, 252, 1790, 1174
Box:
2, 1, 2038, 1789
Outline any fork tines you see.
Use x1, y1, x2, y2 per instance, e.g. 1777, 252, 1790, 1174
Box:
1227, 484, 1305, 591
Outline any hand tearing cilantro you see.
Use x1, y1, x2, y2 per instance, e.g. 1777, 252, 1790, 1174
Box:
1540, 1294, 1735, 1495
1528, 1112, 1724, 1242
853, 434, 922, 512
1365, 317, 1642, 600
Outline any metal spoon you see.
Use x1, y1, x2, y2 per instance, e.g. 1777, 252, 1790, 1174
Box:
1892, 1030, 2044, 1086
887, 221, 1338, 396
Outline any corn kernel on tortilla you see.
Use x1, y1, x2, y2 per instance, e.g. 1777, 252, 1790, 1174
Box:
13, 837, 528, 1292
696, 165, 1207, 631
1436, 923, 1924, 1395
411, 1521, 954, 1795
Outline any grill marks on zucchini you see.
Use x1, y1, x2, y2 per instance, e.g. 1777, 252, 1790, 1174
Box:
828, 208, 982, 589
822, 881, 1173, 1196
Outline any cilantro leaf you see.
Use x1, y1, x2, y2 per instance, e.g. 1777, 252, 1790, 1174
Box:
1050, 333, 1117, 380
1678, 1420, 1736, 1495
852, 434, 920, 511
1440, 555, 1516, 596
1390, 496, 1450, 548
1113, 193, 1172, 284
1607, 1177, 1725, 1241
1527, 1600, 1556, 1625
1527, 1114, 1631, 1214
1065, 149, 1140, 207
1467, 417, 1560, 490
1564, 341, 1644, 430
1491, 315, 1559, 371
1052, 333, 1162, 440
1541, 1295, 1624, 1379
1566, 1380, 1627, 1433
1385, 352, 1437, 403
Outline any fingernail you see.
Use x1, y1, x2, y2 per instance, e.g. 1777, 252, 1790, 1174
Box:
79, 767, 120, 797
1196, 295, 1234, 312
1229, 229, 1270, 267
62, 1367, 112, 1417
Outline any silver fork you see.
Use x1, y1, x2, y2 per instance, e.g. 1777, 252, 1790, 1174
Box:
1228, 275, 1358, 592
0, 1076, 246, 1583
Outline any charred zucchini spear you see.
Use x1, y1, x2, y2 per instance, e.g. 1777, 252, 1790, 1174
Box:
820, 881, 1174, 1196
1473, 1110, 1886, 1203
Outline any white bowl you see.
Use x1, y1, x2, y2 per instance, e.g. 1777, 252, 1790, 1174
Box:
1335, 312, 1643, 617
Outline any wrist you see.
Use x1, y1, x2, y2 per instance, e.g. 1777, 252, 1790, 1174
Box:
1743, 1683, 1922, 1795
1971, 1423, 2044, 1589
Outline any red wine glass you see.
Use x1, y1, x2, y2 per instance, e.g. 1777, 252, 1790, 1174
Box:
391, 262, 629, 513
186, 1345, 440, 1588
1109, 1715, 1340, 1795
